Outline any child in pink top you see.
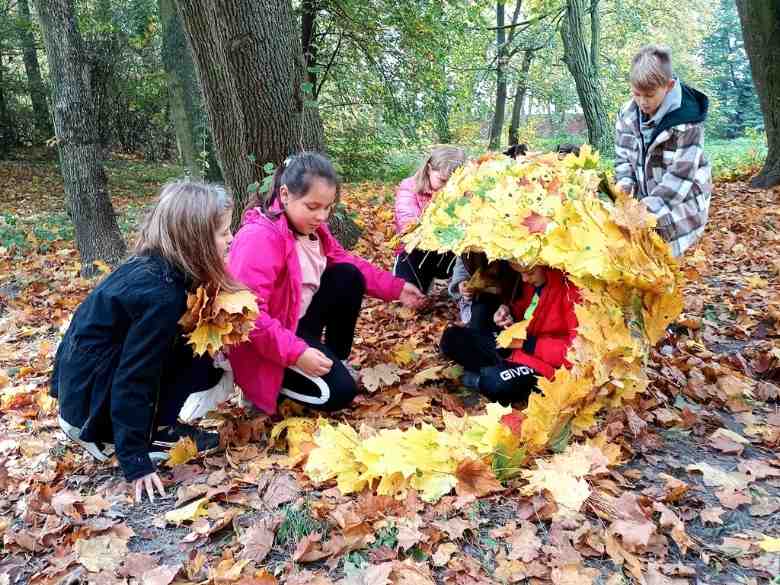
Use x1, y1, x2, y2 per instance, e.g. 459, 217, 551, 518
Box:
228, 153, 426, 413
393, 145, 466, 293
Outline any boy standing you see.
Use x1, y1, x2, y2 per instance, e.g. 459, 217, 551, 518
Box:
614, 45, 712, 257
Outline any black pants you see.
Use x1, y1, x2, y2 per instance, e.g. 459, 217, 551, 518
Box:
279, 263, 364, 412
156, 342, 223, 427
440, 324, 538, 406
394, 249, 455, 292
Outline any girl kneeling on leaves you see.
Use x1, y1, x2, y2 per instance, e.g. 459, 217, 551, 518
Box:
440, 261, 580, 405
51, 181, 236, 502
228, 152, 426, 414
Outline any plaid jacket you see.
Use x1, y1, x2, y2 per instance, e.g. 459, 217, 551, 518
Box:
614, 83, 712, 257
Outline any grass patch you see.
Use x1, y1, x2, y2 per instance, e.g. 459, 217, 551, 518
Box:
274, 501, 328, 552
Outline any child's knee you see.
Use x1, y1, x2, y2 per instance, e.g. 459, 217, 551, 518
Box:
439, 326, 462, 358
328, 263, 366, 295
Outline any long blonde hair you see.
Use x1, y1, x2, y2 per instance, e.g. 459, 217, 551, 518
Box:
413, 145, 467, 194
135, 180, 239, 291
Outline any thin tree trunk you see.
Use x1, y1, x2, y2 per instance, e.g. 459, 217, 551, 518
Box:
18, 0, 53, 142
561, 0, 611, 155
508, 50, 534, 146
735, 0, 780, 188
160, 0, 204, 176
177, 0, 325, 224
33, 0, 126, 274
0, 57, 15, 158
488, 1, 506, 151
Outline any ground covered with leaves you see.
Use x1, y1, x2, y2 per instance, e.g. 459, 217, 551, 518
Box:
0, 157, 779, 585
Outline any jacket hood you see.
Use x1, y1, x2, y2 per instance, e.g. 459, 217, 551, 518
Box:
649, 83, 709, 143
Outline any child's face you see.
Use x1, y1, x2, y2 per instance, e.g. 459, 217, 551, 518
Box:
428, 166, 449, 192
281, 178, 337, 235
511, 264, 546, 287
214, 210, 233, 261
631, 79, 675, 117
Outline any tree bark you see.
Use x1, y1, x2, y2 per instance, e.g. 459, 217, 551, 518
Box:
160, 0, 217, 177
33, 0, 126, 273
561, 0, 611, 155
508, 50, 534, 146
18, 0, 53, 142
301, 0, 318, 93
488, 1, 507, 151
176, 0, 325, 223
0, 57, 15, 158
735, 0, 780, 188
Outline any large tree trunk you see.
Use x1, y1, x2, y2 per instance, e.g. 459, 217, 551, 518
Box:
508, 50, 534, 146
561, 0, 611, 155
18, 0, 53, 142
176, 0, 325, 223
33, 0, 127, 274
488, 1, 507, 151
735, 0, 780, 188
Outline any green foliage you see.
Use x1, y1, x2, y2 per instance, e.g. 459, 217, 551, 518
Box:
700, 0, 764, 139
708, 134, 768, 181
275, 502, 328, 551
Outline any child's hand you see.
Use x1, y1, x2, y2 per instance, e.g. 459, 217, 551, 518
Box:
494, 304, 514, 328
399, 282, 427, 309
296, 348, 333, 377
134, 471, 166, 503
458, 281, 474, 301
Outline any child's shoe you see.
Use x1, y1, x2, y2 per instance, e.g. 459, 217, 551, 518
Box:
152, 422, 220, 453
59, 415, 114, 462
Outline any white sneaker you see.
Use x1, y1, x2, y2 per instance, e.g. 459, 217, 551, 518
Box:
58, 416, 114, 462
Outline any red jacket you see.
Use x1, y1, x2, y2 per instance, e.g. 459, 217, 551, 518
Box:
508, 268, 580, 379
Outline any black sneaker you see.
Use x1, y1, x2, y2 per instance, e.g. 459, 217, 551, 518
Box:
152, 422, 220, 453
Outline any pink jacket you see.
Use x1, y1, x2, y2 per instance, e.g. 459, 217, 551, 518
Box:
394, 177, 432, 238
227, 207, 405, 413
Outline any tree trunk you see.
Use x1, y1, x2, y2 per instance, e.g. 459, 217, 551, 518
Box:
176, 0, 325, 224
0, 57, 16, 158
301, 0, 318, 93
561, 0, 611, 155
735, 0, 780, 188
488, 1, 507, 151
33, 0, 127, 274
508, 50, 534, 146
160, 0, 215, 177
18, 0, 53, 142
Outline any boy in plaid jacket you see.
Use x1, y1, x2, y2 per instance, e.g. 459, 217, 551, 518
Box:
614, 45, 712, 257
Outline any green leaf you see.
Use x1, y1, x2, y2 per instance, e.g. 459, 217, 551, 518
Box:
262, 162, 275, 174
247, 182, 260, 194
247, 153, 256, 163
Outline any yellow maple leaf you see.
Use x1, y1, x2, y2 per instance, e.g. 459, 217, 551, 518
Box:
212, 289, 258, 315
758, 536, 780, 553
187, 321, 233, 356
164, 497, 210, 524
270, 417, 318, 461
167, 436, 198, 466
496, 320, 530, 349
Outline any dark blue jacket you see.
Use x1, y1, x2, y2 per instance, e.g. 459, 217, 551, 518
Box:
51, 254, 191, 481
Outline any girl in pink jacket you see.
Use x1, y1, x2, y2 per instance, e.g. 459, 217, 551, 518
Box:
393, 145, 466, 293
228, 153, 426, 413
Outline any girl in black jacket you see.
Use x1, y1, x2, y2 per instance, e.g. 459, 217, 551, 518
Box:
51, 180, 238, 503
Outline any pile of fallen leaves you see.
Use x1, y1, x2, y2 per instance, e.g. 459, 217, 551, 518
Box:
178, 284, 258, 356
1, 157, 779, 585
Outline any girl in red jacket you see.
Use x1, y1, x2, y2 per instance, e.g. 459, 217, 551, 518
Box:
440, 263, 580, 405
228, 153, 426, 414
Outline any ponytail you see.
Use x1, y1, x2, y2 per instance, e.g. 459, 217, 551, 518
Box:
242, 152, 340, 221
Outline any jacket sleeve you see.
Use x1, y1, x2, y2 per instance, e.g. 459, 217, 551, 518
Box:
322, 227, 405, 302
448, 256, 471, 299
111, 289, 181, 482
530, 286, 580, 369
229, 224, 308, 367
394, 179, 421, 233
642, 125, 707, 230
614, 108, 638, 194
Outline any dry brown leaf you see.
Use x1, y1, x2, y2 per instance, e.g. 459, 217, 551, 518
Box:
700, 506, 725, 525
361, 364, 402, 393
431, 517, 472, 540
75, 534, 128, 573
431, 543, 458, 567
506, 521, 541, 562
141, 564, 181, 585
550, 563, 600, 585
454, 459, 503, 497
239, 516, 281, 563
119, 553, 158, 578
